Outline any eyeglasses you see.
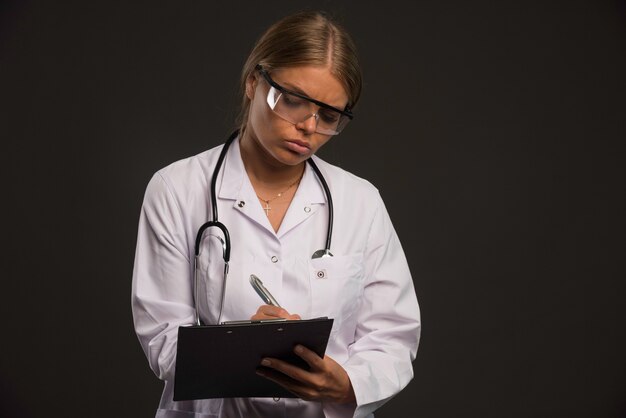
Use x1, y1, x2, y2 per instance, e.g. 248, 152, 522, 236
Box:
256, 65, 354, 135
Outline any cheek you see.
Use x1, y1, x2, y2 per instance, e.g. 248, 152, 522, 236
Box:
249, 98, 271, 134
250, 100, 293, 138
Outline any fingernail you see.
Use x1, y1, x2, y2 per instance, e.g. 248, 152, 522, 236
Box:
294, 345, 303, 354
261, 359, 271, 366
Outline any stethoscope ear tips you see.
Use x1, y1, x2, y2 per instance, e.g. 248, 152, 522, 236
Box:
311, 249, 333, 259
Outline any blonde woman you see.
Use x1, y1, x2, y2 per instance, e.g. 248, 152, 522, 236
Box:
132, 11, 420, 418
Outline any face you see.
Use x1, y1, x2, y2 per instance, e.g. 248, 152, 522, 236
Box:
243, 65, 349, 167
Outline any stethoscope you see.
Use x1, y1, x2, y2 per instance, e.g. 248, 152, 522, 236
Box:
193, 130, 334, 325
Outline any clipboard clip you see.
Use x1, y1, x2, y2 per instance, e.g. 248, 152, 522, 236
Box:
221, 318, 288, 325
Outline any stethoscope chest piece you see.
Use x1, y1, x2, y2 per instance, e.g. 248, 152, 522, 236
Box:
311, 249, 333, 259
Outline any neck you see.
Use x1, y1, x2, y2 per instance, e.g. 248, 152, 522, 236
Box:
239, 131, 305, 189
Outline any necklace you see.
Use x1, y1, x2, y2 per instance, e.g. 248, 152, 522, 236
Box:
256, 176, 302, 216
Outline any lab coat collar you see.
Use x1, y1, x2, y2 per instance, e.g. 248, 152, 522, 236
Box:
217, 137, 327, 237
217, 137, 326, 205
217, 137, 245, 201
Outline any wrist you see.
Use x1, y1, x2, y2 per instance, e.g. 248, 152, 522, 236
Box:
338, 378, 356, 404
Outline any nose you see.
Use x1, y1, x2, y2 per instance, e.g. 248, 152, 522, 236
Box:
295, 113, 318, 134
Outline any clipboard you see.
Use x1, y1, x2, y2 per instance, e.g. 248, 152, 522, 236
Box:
173, 317, 334, 401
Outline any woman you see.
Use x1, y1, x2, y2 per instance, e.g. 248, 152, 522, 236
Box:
132, 10, 420, 418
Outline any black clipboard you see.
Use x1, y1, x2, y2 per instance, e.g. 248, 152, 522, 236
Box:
173, 317, 333, 401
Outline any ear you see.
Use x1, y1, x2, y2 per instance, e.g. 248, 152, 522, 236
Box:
245, 73, 258, 100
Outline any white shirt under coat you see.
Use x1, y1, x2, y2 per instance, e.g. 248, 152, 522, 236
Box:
132, 137, 421, 418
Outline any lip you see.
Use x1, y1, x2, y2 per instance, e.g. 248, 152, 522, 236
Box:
285, 139, 311, 155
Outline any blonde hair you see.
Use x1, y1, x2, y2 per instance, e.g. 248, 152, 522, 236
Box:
236, 11, 362, 135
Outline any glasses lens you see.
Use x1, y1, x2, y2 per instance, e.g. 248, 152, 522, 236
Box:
266, 86, 349, 135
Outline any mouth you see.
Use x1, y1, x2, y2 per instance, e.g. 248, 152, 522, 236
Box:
285, 139, 311, 155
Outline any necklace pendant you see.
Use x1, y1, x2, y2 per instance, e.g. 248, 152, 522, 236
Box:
262, 201, 271, 216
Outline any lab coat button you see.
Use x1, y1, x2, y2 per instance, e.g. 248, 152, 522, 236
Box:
304, 206, 311, 213
316, 270, 326, 279
237, 201, 245, 208
271, 256, 279, 263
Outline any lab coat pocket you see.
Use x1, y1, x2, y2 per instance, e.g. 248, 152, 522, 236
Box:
203, 256, 268, 324
308, 254, 364, 334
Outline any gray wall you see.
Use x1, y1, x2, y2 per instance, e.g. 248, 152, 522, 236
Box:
1, 1, 625, 417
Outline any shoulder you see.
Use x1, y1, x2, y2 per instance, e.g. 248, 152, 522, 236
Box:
311, 155, 382, 204
144, 143, 224, 207
157, 144, 223, 187
311, 156, 396, 251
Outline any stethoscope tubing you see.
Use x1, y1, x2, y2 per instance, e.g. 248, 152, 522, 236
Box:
193, 130, 333, 325
306, 157, 333, 252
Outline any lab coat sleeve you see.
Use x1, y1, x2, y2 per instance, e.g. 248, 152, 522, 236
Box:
132, 172, 195, 381
340, 195, 421, 418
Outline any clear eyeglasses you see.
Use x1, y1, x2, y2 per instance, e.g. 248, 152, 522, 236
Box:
256, 64, 354, 136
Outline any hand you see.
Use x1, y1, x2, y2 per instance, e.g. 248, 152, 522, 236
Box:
251, 305, 301, 321
256, 344, 356, 404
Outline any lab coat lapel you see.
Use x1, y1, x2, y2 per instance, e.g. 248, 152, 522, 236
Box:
276, 160, 326, 238
217, 138, 275, 234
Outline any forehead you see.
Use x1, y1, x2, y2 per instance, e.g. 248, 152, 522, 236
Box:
269, 66, 349, 109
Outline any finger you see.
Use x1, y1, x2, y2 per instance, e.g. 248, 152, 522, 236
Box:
260, 357, 314, 385
293, 345, 325, 370
251, 305, 292, 320
288, 314, 301, 320
258, 305, 286, 317
256, 368, 318, 400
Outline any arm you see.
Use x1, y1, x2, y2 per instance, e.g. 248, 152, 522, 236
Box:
341, 196, 421, 417
258, 194, 420, 417
131, 172, 194, 381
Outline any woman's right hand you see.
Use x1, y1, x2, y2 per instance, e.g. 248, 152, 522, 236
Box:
251, 305, 301, 321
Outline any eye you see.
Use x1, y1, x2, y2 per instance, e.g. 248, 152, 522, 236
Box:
318, 109, 340, 124
282, 92, 307, 108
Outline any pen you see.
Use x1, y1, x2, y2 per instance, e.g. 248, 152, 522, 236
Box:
249, 274, 282, 308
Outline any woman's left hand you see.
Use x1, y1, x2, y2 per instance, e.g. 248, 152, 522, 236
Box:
256, 345, 356, 404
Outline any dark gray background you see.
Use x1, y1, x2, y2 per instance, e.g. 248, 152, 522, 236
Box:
1, 1, 625, 417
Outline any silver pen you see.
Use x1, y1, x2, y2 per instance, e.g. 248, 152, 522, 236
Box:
249, 274, 282, 308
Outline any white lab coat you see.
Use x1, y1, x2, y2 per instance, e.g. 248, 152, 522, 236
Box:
132, 137, 420, 418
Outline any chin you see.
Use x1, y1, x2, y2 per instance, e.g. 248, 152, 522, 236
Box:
273, 150, 310, 166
